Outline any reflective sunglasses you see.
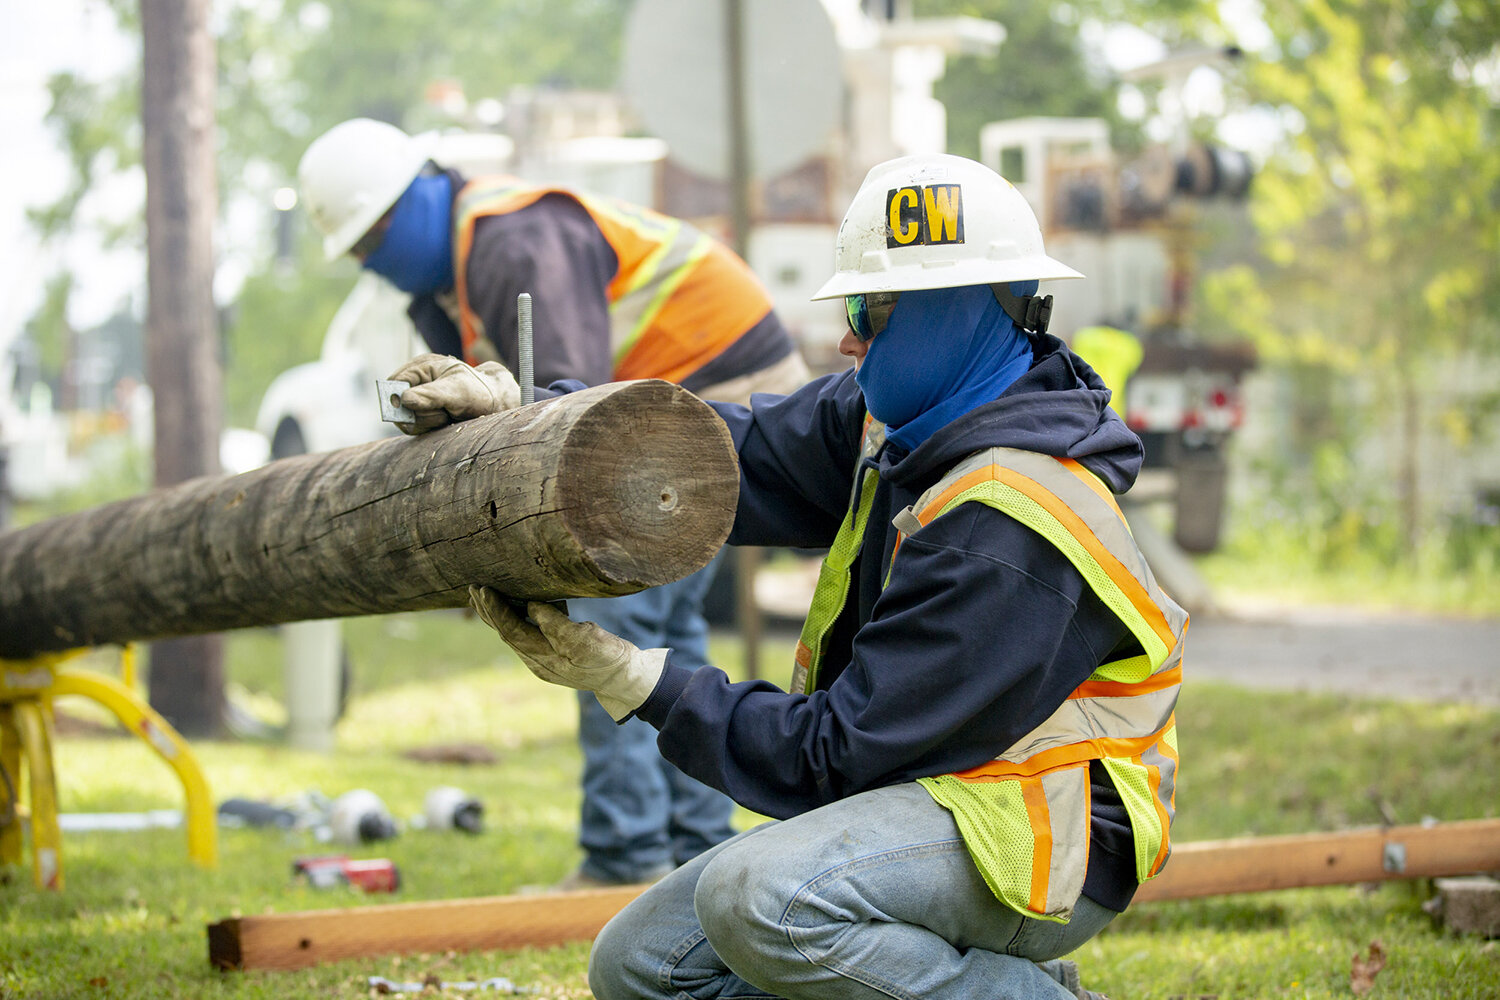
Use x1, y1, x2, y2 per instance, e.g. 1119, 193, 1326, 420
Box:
844, 291, 901, 343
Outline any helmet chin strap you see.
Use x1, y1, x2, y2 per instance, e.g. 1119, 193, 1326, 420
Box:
990, 283, 1053, 336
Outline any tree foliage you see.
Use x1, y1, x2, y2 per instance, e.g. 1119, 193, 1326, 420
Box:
917, 0, 1221, 158
31, 0, 631, 427
1200, 0, 1500, 549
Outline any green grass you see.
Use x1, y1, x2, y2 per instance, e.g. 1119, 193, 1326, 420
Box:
4, 612, 1499, 998
1195, 505, 1500, 620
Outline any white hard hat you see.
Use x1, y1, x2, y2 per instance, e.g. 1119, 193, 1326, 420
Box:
297, 118, 441, 261
811, 153, 1083, 300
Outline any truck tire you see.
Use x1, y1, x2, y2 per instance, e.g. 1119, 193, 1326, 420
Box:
270, 419, 308, 461
1174, 447, 1228, 554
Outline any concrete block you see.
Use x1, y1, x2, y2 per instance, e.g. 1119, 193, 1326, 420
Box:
1428, 876, 1500, 937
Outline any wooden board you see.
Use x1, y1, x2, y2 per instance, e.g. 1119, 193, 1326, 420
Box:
0, 380, 738, 658
207, 885, 647, 971
1133, 816, 1500, 902
208, 818, 1500, 971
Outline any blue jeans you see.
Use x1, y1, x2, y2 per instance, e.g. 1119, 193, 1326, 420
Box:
589, 782, 1118, 999
568, 552, 737, 883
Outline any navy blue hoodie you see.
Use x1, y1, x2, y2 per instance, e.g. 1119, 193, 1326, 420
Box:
631, 331, 1148, 912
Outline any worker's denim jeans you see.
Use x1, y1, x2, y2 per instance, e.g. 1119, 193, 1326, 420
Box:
569, 552, 737, 884
588, 782, 1118, 1000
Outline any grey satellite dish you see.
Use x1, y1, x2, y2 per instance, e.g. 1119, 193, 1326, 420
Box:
621, 0, 842, 180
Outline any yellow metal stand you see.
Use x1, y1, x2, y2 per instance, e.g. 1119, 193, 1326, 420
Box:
0, 647, 217, 889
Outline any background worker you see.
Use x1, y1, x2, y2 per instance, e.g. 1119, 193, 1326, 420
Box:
444, 153, 1185, 999
297, 117, 811, 890
1071, 321, 1144, 417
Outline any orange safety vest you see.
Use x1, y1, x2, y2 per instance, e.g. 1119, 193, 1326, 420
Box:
452, 177, 773, 383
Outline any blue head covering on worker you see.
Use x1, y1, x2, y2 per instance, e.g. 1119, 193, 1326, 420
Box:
809, 153, 1086, 451
857, 281, 1038, 452
361, 173, 456, 296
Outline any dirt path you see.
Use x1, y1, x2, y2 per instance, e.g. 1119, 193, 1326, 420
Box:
1185, 600, 1500, 705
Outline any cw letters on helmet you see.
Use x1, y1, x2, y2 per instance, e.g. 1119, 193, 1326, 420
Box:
885, 184, 965, 249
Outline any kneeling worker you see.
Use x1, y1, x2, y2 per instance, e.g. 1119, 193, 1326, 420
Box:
414, 152, 1186, 1000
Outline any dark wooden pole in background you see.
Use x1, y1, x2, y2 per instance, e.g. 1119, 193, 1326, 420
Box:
0, 381, 738, 659
141, 0, 224, 736
724, 0, 764, 680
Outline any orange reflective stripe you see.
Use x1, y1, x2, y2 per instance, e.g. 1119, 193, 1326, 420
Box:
998, 468, 1177, 653
611, 243, 770, 382
1071, 664, 1182, 700
916, 467, 992, 526
1144, 754, 1172, 876
916, 464, 1175, 654
1058, 457, 1124, 520
1020, 777, 1052, 914
950, 731, 1167, 782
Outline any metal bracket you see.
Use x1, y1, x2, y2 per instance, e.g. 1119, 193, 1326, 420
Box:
376, 380, 415, 424
1382, 841, 1407, 874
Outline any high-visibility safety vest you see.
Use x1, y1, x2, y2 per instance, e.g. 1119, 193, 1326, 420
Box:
793, 424, 1187, 923
451, 177, 773, 382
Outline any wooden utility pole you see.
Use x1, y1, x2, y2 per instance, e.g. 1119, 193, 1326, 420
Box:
140, 0, 224, 736
0, 381, 738, 658
724, 0, 764, 680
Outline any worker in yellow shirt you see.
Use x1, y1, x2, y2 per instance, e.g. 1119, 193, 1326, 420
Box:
1071, 323, 1143, 417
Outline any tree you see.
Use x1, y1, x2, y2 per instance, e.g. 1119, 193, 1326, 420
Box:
141, 0, 225, 736
33, 1, 633, 432
1199, 0, 1500, 555
916, 0, 1221, 159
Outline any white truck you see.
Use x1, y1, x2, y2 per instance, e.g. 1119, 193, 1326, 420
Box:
254, 272, 421, 460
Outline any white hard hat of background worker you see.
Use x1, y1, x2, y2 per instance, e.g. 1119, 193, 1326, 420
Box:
297, 118, 441, 261
812, 153, 1083, 342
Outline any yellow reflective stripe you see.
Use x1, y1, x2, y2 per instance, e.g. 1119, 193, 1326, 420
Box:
612, 233, 712, 367
1088, 653, 1155, 685
1101, 755, 1160, 882
792, 466, 878, 695
937, 478, 1170, 668
617, 219, 682, 297
1144, 723, 1178, 874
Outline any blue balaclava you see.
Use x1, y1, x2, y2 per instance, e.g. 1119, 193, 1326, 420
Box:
362, 171, 455, 295
856, 280, 1039, 452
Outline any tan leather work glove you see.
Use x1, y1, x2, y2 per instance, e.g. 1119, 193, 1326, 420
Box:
469, 586, 668, 722
386, 353, 522, 434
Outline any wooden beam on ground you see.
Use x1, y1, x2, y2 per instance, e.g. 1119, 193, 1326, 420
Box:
1134, 817, 1500, 902
207, 819, 1500, 972
207, 885, 647, 971
0, 380, 737, 658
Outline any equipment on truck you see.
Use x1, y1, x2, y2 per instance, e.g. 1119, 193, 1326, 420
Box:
980, 116, 1257, 553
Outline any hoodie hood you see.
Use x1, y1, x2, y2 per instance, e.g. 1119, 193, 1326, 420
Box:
880, 332, 1143, 495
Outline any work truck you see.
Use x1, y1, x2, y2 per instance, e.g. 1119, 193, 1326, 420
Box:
980, 116, 1257, 553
